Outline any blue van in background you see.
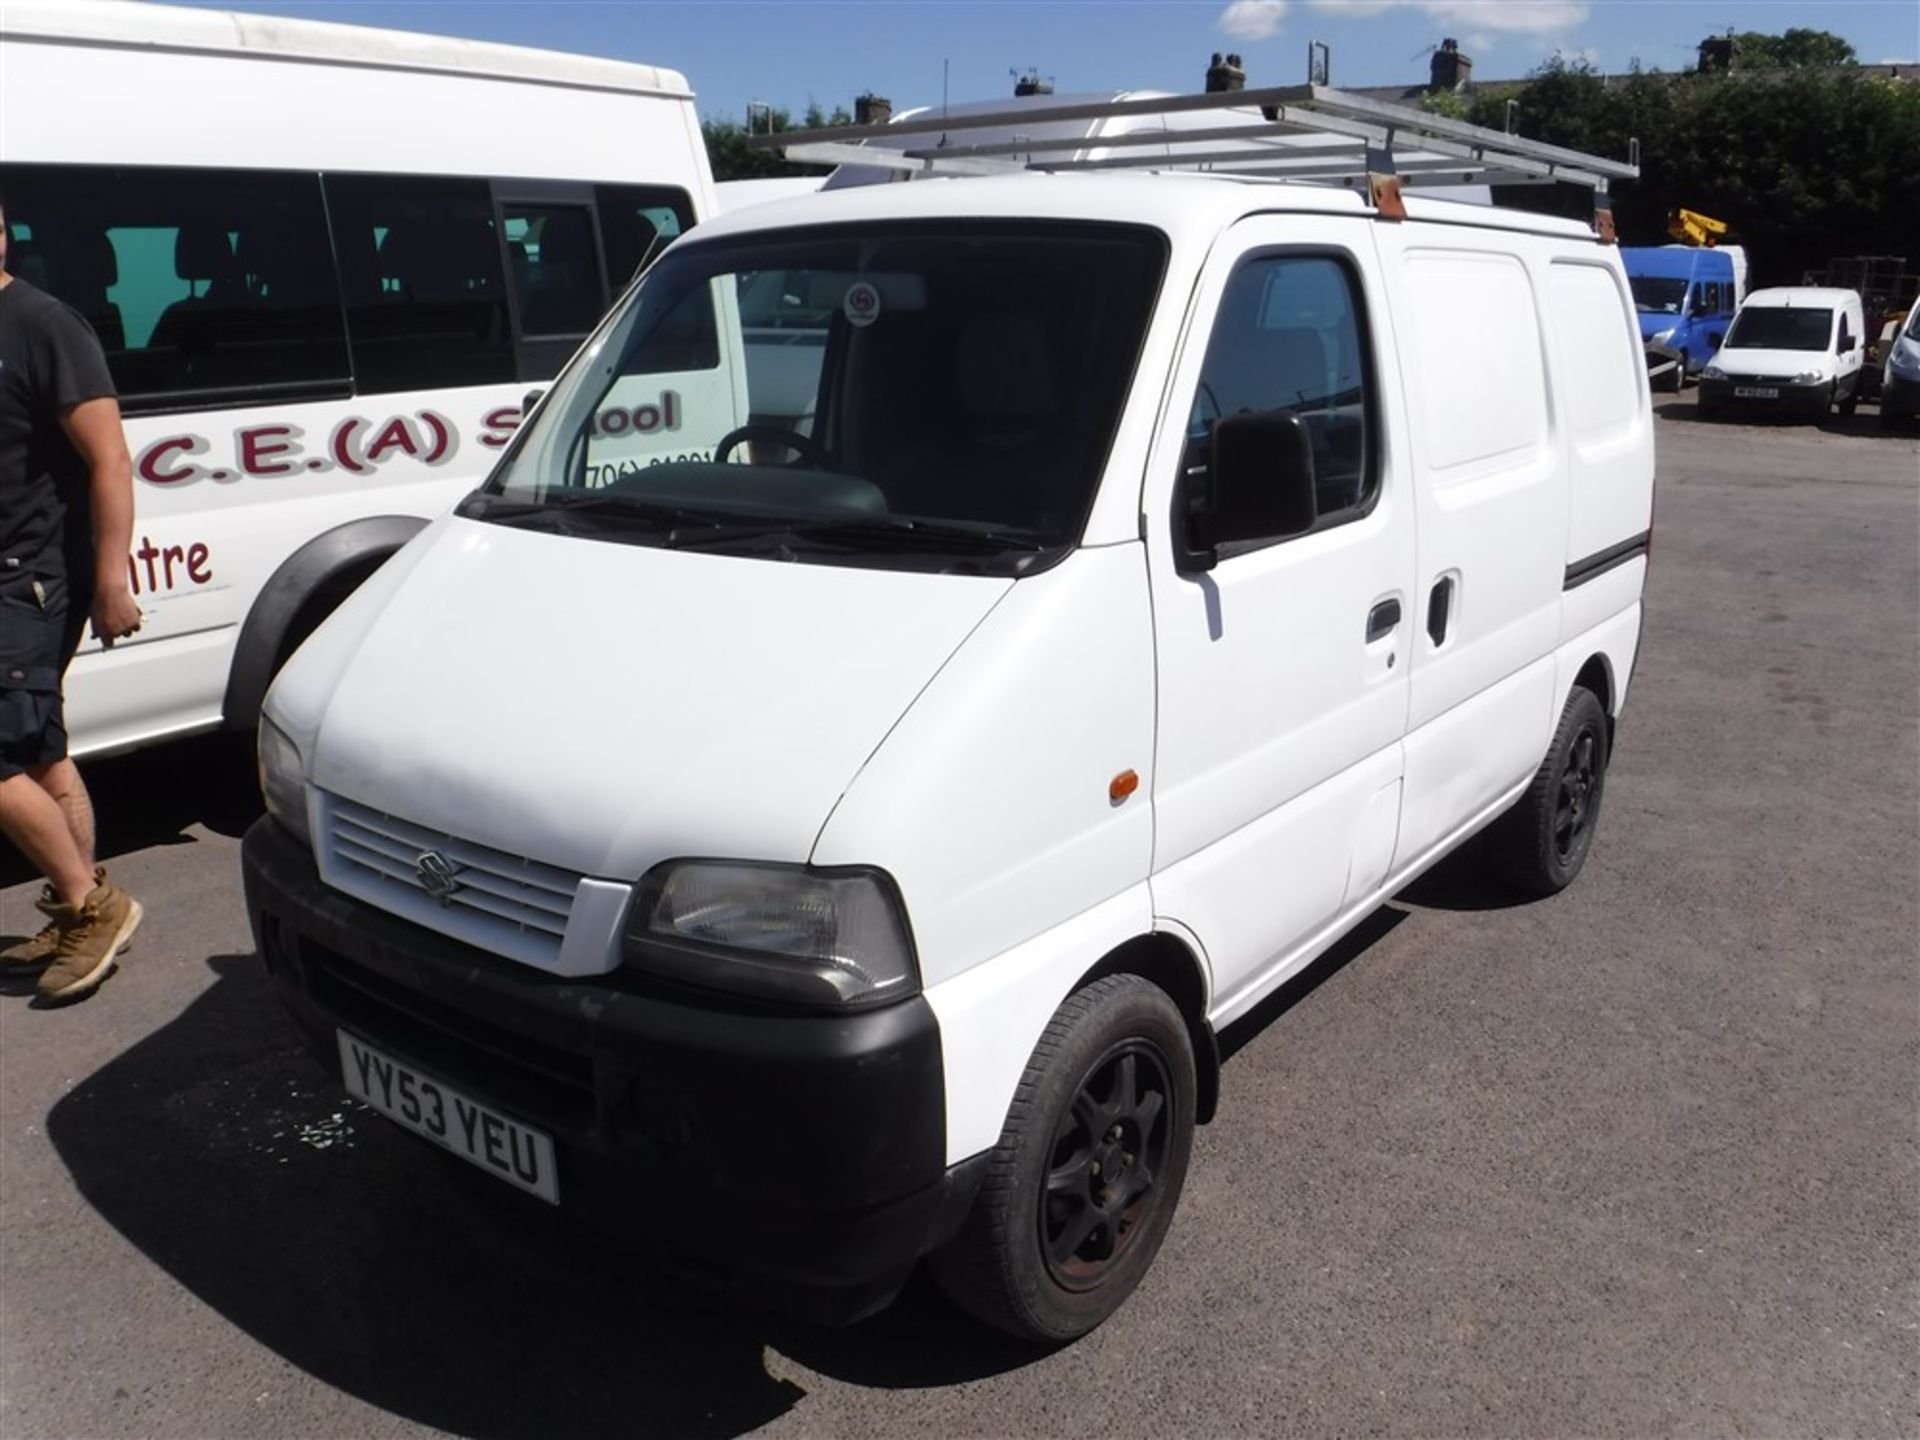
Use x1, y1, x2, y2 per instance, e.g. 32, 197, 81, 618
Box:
1624, 245, 1747, 390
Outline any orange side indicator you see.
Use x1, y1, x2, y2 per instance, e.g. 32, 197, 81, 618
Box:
1109, 769, 1140, 804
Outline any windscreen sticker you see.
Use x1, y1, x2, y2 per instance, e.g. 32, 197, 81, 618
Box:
843, 281, 882, 329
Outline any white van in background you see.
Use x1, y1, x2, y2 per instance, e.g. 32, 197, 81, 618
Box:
1699, 286, 1867, 420
244, 162, 1654, 1341
0, 0, 717, 757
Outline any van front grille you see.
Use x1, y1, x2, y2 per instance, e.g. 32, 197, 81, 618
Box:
321, 795, 580, 969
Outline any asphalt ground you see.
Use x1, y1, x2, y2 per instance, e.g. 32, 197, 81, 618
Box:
3, 393, 1917, 1439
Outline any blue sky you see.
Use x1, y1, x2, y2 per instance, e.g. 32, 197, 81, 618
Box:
173, 1, 1920, 122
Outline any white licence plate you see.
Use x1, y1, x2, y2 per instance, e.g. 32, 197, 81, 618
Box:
1734, 385, 1779, 399
337, 1031, 559, 1204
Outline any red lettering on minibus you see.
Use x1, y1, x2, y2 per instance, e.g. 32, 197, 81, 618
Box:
239, 424, 299, 476
365, 416, 423, 464
480, 406, 521, 449
187, 543, 212, 584
137, 436, 202, 485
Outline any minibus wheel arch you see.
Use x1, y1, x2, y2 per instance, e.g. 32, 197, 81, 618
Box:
1073, 933, 1219, 1124
222, 515, 429, 731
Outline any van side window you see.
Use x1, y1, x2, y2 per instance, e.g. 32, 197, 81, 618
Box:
595, 184, 697, 287
325, 174, 515, 394
503, 202, 605, 338
0, 163, 349, 411
1184, 253, 1374, 538
1699, 282, 1718, 315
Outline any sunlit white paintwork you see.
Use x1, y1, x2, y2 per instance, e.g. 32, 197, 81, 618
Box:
0, 0, 717, 757
266, 173, 1653, 1168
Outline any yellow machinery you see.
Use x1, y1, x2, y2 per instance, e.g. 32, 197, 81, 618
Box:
1667, 208, 1729, 246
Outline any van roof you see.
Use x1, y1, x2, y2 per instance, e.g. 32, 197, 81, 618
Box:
0, 0, 693, 99
683, 170, 1604, 248
1741, 286, 1862, 308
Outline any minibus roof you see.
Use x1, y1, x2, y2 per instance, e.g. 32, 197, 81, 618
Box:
0, 0, 693, 99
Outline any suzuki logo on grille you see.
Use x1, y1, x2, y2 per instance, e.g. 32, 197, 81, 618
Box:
414, 850, 465, 905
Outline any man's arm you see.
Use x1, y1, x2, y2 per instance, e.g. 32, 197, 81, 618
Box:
59, 396, 142, 646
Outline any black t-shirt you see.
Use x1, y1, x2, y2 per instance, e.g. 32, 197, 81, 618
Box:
0, 277, 117, 583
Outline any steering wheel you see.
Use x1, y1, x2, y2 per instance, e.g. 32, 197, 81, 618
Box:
713, 424, 835, 468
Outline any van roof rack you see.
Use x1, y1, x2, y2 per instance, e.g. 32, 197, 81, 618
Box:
745, 56, 1639, 239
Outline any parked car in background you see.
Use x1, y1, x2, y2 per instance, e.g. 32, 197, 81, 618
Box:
1699, 286, 1866, 420
0, 0, 714, 758
1623, 244, 1747, 390
1879, 300, 1920, 428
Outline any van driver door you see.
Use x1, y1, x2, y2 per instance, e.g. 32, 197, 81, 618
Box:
1144, 217, 1416, 1023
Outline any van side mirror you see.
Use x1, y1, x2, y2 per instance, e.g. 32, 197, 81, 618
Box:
522, 387, 547, 416
1177, 411, 1317, 573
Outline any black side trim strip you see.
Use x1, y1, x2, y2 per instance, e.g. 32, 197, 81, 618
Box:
1565, 530, 1651, 591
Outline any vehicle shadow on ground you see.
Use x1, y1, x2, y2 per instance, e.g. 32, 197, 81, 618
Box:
39, 842, 1528, 1433
1652, 396, 1897, 439
0, 731, 261, 890
40, 951, 1054, 1437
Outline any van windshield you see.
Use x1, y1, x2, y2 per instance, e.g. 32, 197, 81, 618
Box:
1724, 306, 1833, 351
1630, 276, 1688, 315
473, 222, 1167, 575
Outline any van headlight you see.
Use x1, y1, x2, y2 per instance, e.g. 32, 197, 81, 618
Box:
257, 718, 312, 847
1648, 327, 1675, 347
1703, 363, 1727, 380
1891, 344, 1920, 379
626, 861, 919, 1009
1792, 371, 1823, 384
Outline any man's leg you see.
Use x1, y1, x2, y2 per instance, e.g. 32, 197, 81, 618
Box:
30, 757, 95, 872
0, 769, 93, 907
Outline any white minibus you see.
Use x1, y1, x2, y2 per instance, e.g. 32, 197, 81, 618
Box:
0, 0, 717, 756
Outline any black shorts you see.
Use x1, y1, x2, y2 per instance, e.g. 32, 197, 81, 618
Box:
0, 568, 91, 781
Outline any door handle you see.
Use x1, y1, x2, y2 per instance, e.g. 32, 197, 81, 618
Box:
1428, 576, 1454, 646
1366, 597, 1401, 643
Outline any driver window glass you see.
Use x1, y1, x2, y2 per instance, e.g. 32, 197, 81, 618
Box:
1184, 253, 1374, 544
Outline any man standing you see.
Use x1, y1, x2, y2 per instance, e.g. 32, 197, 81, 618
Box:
0, 197, 145, 1002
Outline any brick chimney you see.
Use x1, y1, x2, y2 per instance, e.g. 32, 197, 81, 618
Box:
854, 92, 892, 125
1429, 38, 1472, 91
1206, 52, 1248, 93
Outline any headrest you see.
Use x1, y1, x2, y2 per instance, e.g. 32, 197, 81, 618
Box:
175, 223, 236, 283
70, 230, 119, 288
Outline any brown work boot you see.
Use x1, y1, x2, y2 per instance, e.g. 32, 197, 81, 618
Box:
2, 886, 64, 969
35, 874, 143, 1003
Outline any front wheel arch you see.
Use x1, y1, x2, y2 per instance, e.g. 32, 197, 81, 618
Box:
222, 515, 429, 731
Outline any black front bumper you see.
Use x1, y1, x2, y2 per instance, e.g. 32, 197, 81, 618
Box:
242, 818, 979, 1320
1698, 375, 1832, 417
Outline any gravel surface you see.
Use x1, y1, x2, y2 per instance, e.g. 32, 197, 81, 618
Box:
3, 397, 1916, 1439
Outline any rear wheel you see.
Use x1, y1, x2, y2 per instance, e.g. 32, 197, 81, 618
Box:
1487, 685, 1611, 897
930, 975, 1195, 1343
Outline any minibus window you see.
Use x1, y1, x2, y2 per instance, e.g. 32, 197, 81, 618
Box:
1629, 276, 1687, 315
503, 203, 604, 338
325, 173, 515, 394
0, 163, 349, 410
595, 185, 697, 286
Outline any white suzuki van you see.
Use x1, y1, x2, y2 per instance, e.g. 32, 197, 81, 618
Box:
1699, 285, 1867, 420
243, 96, 1652, 1342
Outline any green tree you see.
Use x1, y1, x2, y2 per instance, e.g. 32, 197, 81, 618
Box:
1732, 28, 1858, 69
701, 102, 855, 182
1460, 49, 1920, 287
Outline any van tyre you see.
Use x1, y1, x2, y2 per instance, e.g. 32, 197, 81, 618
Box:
1489, 684, 1610, 897
930, 975, 1195, 1343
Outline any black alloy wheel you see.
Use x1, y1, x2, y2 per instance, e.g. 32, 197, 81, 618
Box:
930, 975, 1196, 1343
1489, 683, 1611, 897
1039, 1040, 1175, 1292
